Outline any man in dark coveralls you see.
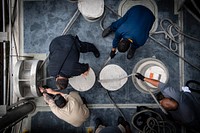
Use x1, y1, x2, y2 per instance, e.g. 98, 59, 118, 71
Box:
102, 5, 155, 59
48, 34, 100, 90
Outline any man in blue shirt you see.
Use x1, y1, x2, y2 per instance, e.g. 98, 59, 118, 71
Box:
102, 5, 155, 59
135, 73, 200, 131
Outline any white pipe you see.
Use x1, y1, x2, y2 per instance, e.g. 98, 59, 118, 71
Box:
98, 73, 135, 82
3, 41, 6, 105
8, 0, 13, 105
178, 6, 187, 133
2, 0, 7, 105
62, 9, 80, 35
178, 5, 185, 89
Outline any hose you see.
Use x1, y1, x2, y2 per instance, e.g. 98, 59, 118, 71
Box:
105, 90, 126, 120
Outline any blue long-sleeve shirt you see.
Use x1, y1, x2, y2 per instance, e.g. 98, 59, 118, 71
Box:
110, 5, 155, 49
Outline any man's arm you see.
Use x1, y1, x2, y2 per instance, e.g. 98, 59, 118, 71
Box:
135, 73, 181, 101
70, 63, 89, 77
45, 88, 65, 97
144, 78, 160, 87
135, 73, 160, 88
82, 67, 90, 77
39, 87, 65, 97
112, 32, 122, 48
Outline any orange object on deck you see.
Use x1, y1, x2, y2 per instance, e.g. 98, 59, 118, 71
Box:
149, 72, 154, 79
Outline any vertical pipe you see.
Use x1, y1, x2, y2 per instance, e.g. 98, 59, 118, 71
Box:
2, 0, 7, 105
2, 0, 5, 32
178, 1, 185, 90
8, 0, 12, 105
177, 2, 186, 133
3, 41, 6, 105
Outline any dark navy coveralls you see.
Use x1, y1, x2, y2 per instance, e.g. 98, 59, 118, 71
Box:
48, 35, 89, 78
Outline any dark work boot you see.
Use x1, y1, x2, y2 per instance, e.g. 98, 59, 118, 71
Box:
82, 42, 100, 58
127, 47, 136, 59
102, 27, 113, 37
118, 116, 131, 133
118, 116, 128, 127
95, 118, 103, 130
81, 97, 87, 105
90, 44, 100, 58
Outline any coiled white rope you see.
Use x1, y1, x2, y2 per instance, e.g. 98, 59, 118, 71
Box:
150, 18, 200, 72
132, 109, 176, 133
153, 18, 200, 52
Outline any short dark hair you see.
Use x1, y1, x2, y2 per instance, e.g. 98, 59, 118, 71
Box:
53, 94, 67, 108
160, 98, 179, 111
118, 39, 131, 52
56, 78, 69, 90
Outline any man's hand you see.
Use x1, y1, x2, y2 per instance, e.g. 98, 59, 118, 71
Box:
39, 87, 47, 93
135, 73, 145, 81
110, 49, 116, 59
40, 87, 57, 95
82, 67, 90, 77
45, 88, 55, 94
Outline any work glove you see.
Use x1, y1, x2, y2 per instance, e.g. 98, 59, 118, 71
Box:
135, 73, 145, 81
42, 85, 49, 89
110, 50, 116, 59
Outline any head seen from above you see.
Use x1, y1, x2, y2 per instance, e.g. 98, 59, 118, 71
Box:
118, 39, 131, 53
56, 76, 69, 90
160, 98, 179, 111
